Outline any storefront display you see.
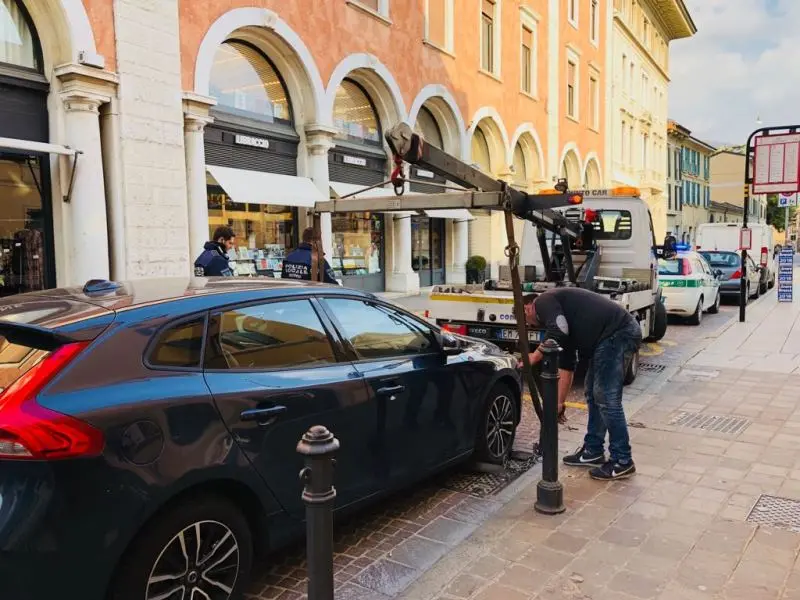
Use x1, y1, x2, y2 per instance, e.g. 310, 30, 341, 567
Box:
331, 212, 383, 279
412, 215, 445, 286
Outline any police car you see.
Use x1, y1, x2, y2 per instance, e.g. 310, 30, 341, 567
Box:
657, 244, 721, 325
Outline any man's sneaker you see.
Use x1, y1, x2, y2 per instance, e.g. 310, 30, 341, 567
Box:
562, 445, 605, 467
589, 460, 636, 481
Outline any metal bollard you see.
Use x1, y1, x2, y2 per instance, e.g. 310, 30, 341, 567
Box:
534, 339, 566, 515
297, 425, 340, 600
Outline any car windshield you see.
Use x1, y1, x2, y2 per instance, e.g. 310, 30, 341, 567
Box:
658, 257, 687, 275
700, 251, 739, 268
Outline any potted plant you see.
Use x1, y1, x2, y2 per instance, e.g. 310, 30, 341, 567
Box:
466, 255, 487, 283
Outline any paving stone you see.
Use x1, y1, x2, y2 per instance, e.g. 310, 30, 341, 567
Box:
473, 582, 532, 600
443, 573, 486, 598
389, 536, 450, 570
608, 570, 665, 599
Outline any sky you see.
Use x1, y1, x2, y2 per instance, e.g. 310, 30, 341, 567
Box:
669, 0, 800, 147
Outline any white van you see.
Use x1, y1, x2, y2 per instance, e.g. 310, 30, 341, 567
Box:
695, 222, 775, 294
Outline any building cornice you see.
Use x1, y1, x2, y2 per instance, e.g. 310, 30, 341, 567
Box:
645, 0, 697, 40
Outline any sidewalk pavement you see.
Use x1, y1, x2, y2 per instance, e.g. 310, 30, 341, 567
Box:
398, 280, 800, 600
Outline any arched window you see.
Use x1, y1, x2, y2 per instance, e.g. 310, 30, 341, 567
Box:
415, 106, 444, 149
208, 41, 292, 126
0, 0, 40, 70
512, 143, 527, 188
333, 79, 381, 144
471, 127, 492, 173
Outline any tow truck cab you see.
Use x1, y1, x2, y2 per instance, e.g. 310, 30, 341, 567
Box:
428, 188, 667, 371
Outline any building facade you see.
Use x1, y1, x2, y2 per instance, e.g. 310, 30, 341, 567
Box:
606, 0, 695, 239
0, 0, 619, 295
665, 119, 715, 245
710, 147, 767, 228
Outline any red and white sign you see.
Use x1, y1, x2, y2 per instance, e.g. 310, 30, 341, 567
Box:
739, 227, 752, 250
753, 133, 800, 194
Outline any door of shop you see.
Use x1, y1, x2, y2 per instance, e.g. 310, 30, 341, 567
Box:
412, 215, 445, 287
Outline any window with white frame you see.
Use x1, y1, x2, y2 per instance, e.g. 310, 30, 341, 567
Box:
641, 132, 648, 170
425, 0, 454, 52
643, 17, 650, 48
480, 0, 501, 75
621, 119, 627, 161
628, 124, 634, 164
641, 71, 648, 104
589, 72, 599, 130
566, 56, 579, 119
520, 9, 539, 96
348, 0, 390, 19
590, 0, 599, 44
628, 61, 634, 95
568, 0, 578, 26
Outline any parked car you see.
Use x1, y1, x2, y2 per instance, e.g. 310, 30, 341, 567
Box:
657, 250, 721, 324
0, 278, 522, 600
695, 222, 775, 294
699, 250, 762, 301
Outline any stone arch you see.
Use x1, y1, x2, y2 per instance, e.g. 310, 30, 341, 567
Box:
508, 123, 545, 189
193, 7, 325, 126
325, 53, 407, 131
583, 152, 602, 187
467, 107, 510, 175
18, 0, 97, 71
558, 142, 582, 189
407, 84, 467, 160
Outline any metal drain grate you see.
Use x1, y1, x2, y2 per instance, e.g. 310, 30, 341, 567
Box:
668, 411, 751, 434
747, 495, 800, 532
639, 362, 666, 374
439, 455, 536, 498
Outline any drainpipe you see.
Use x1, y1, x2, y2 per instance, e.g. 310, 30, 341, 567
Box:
100, 98, 127, 281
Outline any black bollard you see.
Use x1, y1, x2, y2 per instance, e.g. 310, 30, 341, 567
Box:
297, 425, 340, 600
534, 339, 566, 515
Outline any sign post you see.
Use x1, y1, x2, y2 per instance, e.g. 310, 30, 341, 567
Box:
778, 247, 794, 303
742, 126, 800, 321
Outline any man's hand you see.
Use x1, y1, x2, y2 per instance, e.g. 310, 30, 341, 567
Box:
516, 349, 544, 369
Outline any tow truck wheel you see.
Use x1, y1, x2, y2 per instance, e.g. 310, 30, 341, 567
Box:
624, 350, 639, 385
646, 301, 667, 342
475, 383, 518, 465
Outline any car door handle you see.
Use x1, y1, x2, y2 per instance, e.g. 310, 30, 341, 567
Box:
240, 405, 287, 424
376, 385, 405, 397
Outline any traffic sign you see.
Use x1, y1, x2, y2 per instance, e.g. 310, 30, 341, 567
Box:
779, 193, 798, 207
777, 246, 794, 302
739, 227, 752, 250
754, 133, 800, 194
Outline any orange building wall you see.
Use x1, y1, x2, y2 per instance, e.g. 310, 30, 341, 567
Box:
179, 0, 551, 165
82, 0, 116, 72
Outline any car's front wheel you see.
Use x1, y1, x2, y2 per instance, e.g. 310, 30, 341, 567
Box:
688, 297, 703, 326
475, 383, 519, 465
109, 495, 253, 600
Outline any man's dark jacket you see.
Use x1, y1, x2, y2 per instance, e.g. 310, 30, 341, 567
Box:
281, 243, 338, 284
194, 242, 233, 277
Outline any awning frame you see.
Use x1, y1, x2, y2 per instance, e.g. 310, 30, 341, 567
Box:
0, 137, 83, 203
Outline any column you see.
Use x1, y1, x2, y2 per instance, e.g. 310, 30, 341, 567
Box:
385, 213, 420, 294
305, 124, 338, 258
451, 218, 469, 284
183, 93, 216, 262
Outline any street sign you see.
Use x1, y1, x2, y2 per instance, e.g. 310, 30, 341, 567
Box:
777, 247, 794, 302
739, 227, 752, 250
778, 192, 798, 207
753, 133, 800, 194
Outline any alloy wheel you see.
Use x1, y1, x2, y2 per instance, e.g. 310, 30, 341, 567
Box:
146, 520, 240, 600
486, 394, 515, 460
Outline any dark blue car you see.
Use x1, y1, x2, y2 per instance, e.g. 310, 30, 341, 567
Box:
0, 277, 521, 600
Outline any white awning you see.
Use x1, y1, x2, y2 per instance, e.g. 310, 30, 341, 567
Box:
424, 209, 476, 221
207, 165, 323, 208
0, 137, 78, 156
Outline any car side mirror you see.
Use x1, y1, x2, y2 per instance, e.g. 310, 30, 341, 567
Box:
439, 333, 465, 356
714, 269, 723, 279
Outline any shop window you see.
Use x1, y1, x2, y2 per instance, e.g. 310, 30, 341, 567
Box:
206, 171, 296, 277
208, 41, 292, 126
330, 212, 383, 278
0, 0, 40, 70
333, 79, 381, 145
414, 105, 444, 149
471, 127, 492, 173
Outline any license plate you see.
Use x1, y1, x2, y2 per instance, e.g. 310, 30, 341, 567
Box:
496, 328, 543, 342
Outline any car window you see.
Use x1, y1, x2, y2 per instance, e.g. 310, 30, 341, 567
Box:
700, 251, 739, 267
207, 300, 336, 370
691, 258, 706, 274
658, 258, 684, 275
149, 318, 205, 368
324, 298, 435, 360
587, 210, 632, 240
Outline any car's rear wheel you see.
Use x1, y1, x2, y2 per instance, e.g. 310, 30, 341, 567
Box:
708, 291, 721, 314
109, 495, 253, 600
475, 383, 518, 465
688, 297, 703, 326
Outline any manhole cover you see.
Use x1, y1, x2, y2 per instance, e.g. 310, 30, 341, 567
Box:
439, 455, 536, 498
640, 362, 666, 373
747, 495, 800, 532
668, 411, 751, 434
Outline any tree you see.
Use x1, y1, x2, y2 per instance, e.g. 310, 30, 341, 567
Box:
766, 194, 796, 231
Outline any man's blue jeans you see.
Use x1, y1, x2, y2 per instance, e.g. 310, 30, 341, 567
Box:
583, 317, 642, 464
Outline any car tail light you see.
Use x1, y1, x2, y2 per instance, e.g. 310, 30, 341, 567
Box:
696, 245, 701, 250
760, 247, 768, 266
681, 260, 692, 276
730, 269, 742, 280
441, 323, 467, 335
0, 342, 104, 461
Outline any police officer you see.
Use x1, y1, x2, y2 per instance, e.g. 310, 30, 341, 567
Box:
194, 226, 235, 277
281, 227, 339, 284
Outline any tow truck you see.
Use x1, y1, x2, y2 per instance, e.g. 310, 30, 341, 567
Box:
308, 122, 667, 416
